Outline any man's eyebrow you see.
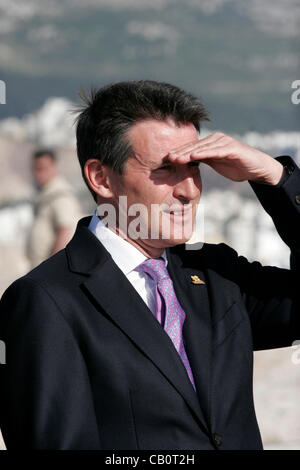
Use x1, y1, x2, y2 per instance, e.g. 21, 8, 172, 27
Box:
156, 156, 172, 165
147, 155, 171, 168
134, 153, 170, 167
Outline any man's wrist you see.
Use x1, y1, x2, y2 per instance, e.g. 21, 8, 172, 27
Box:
272, 155, 296, 187
250, 156, 295, 187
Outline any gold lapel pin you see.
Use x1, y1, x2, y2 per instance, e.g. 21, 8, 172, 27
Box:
190, 275, 205, 285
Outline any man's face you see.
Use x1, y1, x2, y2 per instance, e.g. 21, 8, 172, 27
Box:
104, 119, 202, 251
33, 155, 57, 188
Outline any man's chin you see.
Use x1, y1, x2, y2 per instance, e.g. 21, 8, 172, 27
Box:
159, 220, 195, 245
151, 233, 194, 248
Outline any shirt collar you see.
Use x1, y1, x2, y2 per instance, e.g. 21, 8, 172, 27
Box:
88, 210, 167, 276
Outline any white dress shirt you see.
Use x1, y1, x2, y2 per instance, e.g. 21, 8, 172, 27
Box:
88, 211, 167, 316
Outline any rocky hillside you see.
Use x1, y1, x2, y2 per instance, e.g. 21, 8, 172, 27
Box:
0, 0, 299, 132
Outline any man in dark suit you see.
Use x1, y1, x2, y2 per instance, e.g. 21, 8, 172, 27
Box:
0, 80, 299, 450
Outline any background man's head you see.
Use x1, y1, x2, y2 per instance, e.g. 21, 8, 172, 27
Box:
76, 80, 209, 203
32, 149, 57, 188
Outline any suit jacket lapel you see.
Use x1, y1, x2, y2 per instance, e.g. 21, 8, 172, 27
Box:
66, 218, 210, 435
167, 244, 213, 428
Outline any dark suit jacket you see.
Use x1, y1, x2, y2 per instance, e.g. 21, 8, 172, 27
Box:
0, 156, 300, 450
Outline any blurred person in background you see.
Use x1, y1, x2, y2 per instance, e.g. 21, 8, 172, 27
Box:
26, 149, 82, 268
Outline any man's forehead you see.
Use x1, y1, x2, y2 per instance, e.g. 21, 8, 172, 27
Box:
128, 118, 198, 140
127, 119, 198, 162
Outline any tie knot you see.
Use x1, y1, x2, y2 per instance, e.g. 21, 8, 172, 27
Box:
136, 257, 170, 284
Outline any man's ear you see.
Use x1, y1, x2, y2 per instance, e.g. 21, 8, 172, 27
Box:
84, 159, 114, 199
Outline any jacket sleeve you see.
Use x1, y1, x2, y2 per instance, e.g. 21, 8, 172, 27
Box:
221, 156, 300, 350
249, 155, 300, 265
0, 277, 101, 449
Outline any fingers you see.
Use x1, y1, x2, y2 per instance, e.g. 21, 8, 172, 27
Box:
168, 139, 200, 157
169, 132, 226, 155
190, 146, 229, 160
168, 132, 229, 163
172, 142, 231, 164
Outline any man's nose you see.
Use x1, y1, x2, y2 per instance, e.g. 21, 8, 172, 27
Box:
173, 170, 201, 201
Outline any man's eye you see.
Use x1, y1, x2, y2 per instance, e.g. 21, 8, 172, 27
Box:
154, 162, 199, 172
160, 165, 172, 170
155, 165, 172, 171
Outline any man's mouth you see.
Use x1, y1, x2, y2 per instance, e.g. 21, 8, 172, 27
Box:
162, 204, 193, 215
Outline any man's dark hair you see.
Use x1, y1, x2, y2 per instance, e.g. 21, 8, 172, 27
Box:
33, 149, 56, 162
75, 80, 210, 202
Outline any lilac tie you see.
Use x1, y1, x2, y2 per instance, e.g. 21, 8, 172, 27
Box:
136, 258, 196, 390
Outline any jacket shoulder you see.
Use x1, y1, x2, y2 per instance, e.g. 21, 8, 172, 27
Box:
1, 249, 73, 303
170, 241, 239, 266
